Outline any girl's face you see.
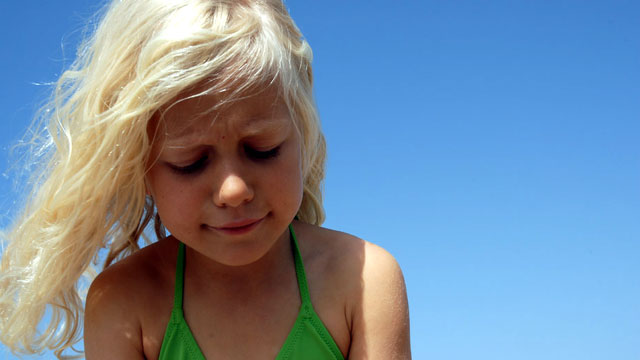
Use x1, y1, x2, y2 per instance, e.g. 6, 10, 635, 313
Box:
146, 88, 303, 266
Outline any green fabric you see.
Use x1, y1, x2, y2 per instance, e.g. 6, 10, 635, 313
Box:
158, 224, 344, 360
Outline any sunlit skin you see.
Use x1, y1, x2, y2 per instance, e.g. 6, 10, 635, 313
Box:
84, 87, 411, 359
146, 88, 303, 269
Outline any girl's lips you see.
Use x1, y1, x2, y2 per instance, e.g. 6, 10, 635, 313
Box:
208, 217, 264, 235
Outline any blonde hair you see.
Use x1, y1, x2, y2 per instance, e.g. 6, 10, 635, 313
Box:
0, 0, 325, 357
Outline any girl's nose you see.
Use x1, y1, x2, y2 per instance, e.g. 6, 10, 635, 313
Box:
214, 174, 254, 208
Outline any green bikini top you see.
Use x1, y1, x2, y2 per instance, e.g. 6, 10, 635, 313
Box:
158, 224, 345, 360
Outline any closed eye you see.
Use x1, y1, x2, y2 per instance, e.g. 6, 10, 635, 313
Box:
169, 156, 208, 175
245, 145, 281, 160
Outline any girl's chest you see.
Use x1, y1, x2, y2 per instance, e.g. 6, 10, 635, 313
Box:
137, 239, 353, 359
184, 292, 303, 359
140, 283, 351, 359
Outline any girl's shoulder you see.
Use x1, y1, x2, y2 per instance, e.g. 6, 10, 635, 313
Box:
293, 221, 405, 304
292, 222, 366, 297
84, 238, 178, 358
294, 221, 403, 292
87, 237, 178, 306
293, 222, 410, 358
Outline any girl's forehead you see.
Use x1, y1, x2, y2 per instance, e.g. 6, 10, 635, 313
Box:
154, 87, 291, 144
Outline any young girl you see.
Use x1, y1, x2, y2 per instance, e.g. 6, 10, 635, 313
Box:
0, 0, 410, 359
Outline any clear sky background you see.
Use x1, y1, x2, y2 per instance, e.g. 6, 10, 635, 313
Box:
1, 1, 639, 359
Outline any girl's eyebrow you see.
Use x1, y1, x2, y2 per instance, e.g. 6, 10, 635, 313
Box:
163, 129, 207, 149
163, 116, 290, 149
237, 116, 290, 137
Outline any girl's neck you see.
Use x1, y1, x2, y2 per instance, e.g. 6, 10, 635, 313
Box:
182, 228, 295, 291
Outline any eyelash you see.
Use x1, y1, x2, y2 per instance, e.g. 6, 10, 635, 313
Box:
170, 146, 281, 175
170, 156, 208, 175
245, 145, 281, 160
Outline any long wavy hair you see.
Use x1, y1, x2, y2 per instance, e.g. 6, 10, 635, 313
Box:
0, 0, 325, 357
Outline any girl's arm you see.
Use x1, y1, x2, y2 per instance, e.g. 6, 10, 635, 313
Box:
84, 269, 146, 359
348, 242, 411, 359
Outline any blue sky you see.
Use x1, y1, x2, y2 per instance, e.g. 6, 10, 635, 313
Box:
2, 1, 639, 359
